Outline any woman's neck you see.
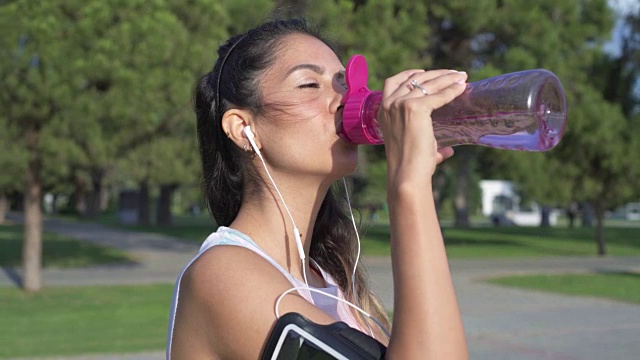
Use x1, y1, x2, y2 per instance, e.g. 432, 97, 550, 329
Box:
229, 176, 331, 286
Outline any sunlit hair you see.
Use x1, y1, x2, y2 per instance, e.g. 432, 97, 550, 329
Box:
194, 18, 391, 337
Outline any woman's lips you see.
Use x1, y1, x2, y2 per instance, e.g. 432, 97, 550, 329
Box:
335, 105, 345, 137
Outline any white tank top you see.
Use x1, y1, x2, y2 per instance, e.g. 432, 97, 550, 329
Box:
166, 226, 366, 359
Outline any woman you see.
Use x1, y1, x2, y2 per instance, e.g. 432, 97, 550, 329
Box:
167, 18, 468, 359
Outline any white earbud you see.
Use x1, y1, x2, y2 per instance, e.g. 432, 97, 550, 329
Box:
242, 126, 260, 155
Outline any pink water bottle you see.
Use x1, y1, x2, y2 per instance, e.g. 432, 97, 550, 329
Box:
340, 55, 567, 151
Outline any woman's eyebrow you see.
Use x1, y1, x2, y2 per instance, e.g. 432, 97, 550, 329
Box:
285, 63, 325, 77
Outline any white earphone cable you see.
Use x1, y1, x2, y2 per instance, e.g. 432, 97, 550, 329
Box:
274, 287, 391, 339
342, 178, 375, 337
252, 143, 309, 287
245, 127, 388, 338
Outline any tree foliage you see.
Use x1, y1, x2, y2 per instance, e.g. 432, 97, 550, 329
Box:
0, 0, 271, 291
1, 0, 638, 290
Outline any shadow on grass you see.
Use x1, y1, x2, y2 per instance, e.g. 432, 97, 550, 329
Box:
594, 270, 640, 279
466, 226, 640, 250
0, 225, 133, 269
360, 222, 640, 257
364, 224, 526, 246
440, 237, 524, 247
444, 230, 590, 256
1, 267, 22, 287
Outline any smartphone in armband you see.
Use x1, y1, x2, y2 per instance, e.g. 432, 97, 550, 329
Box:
261, 312, 386, 360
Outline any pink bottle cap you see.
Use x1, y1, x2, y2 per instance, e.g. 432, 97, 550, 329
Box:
341, 55, 381, 144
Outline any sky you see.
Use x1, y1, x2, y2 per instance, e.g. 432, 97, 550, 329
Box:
605, 0, 639, 56
605, 0, 640, 97
607, 0, 640, 16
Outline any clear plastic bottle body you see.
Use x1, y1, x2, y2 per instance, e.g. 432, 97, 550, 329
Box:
340, 55, 567, 151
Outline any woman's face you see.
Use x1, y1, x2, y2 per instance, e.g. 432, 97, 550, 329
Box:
253, 33, 358, 183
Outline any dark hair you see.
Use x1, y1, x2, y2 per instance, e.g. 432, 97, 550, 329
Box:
195, 19, 312, 226
194, 18, 390, 334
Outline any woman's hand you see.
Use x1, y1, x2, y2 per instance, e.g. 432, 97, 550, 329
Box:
378, 69, 467, 187
380, 70, 469, 359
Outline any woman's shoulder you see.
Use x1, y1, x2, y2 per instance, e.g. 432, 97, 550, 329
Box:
180, 235, 294, 311
172, 229, 345, 358
186, 238, 278, 288
171, 244, 289, 358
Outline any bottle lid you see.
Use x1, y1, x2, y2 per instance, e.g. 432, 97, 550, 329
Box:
341, 55, 381, 145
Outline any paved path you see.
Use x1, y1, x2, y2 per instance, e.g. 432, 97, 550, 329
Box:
366, 256, 640, 360
3, 216, 640, 359
2, 215, 199, 289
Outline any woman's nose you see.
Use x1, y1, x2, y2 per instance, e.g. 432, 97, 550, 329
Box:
332, 89, 347, 114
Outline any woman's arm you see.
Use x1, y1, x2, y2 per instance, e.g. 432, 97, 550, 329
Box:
380, 69, 469, 359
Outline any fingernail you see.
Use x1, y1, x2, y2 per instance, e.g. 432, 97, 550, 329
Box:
456, 79, 467, 84
449, 70, 467, 74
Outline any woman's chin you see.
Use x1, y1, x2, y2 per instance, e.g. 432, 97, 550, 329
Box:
333, 155, 359, 178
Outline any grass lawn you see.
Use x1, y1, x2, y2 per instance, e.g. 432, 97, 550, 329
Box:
72, 213, 640, 258
0, 284, 173, 359
487, 272, 640, 304
361, 223, 640, 257
0, 225, 132, 268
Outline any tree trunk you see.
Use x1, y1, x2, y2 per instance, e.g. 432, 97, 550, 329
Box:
453, 148, 475, 227
156, 184, 178, 227
539, 205, 551, 227
73, 174, 87, 216
51, 193, 59, 214
85, 169, 104, 218
594, 202, 607, 256
100, 184, 110, 212
23, 131, 43, 292
11, 192, 24, 211
138, 180, 151, 226
0, 192, 8, 224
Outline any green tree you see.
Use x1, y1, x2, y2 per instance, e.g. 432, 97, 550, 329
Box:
0, 0, 243, 291
117, 130, 200, 226
69, 0, 273, 226
571, 6, 640, 254
476, 1, 639, 254
0, 0, 78, 292
57, 0, 198, 219
0, 114, 27, 223
422, 0, 615, 228
130, 0, 275, 226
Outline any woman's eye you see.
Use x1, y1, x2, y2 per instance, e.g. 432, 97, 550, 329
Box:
298, 82, 320, 89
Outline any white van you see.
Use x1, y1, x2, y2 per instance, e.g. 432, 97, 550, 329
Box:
626, 203, 640, 221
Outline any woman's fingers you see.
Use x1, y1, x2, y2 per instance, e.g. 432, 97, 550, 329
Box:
384, 69, 467, 100
405, 79, 468, 115
436, 146, 455, 164
407, 71, 467, 99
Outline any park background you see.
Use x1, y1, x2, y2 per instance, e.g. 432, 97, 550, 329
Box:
1, 0, 639, 359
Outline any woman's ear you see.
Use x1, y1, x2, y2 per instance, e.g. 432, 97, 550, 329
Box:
221, 109, 262, 152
